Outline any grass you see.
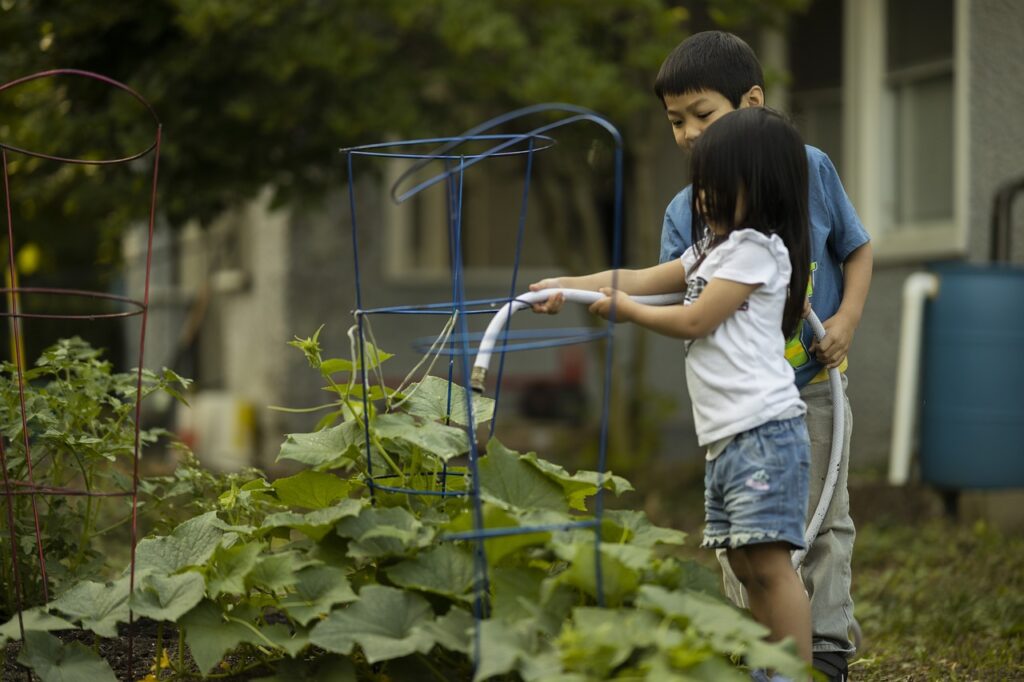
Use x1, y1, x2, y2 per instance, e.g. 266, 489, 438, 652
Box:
632, 460, 1024, 680
850, 517, 1024, 681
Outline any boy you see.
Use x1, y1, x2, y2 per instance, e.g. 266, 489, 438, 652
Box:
654, 31, 873, 682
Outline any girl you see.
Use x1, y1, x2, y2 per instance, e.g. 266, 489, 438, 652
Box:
530, 106, 813, 670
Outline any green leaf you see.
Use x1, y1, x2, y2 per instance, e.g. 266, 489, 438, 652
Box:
319, 357, 353, 375
135, 511, 225, 575
354, 339, 394, 371
557, 607, 660, 676
446, 503, 550, 565
634, 584, 806, 677
555, 542, 640, 606
279, 565, 358, 626
262, 499, 364, 541
308, 585, 435, 663
272, 470, 350, 509
603, 509, 687, 547
276, 420, 365, 468
521, 452, 634, 510
373, 412, 470, 462
473, 618, 562, 682
180, 600, 258, 673
130, 571, 206, 622
247, 550, 320, 592
402, 375, 495, 426
50, 578, 129, 638
261, 622, 311, 657
0, 608, 75, 647
385, 544, 478, 600
478, 439, 568, 513
17, 630, 117, 682
419, 606, 474, 655
206, 541, 263, 597
335, 506, 433, 559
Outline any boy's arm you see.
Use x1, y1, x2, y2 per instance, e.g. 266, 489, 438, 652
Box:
591, 278, 757, 340
811, 241, 873, 368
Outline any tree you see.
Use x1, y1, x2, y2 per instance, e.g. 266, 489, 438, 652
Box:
0, 0, 807, 470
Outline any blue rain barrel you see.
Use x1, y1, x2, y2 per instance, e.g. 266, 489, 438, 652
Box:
920, 263, 1024, 489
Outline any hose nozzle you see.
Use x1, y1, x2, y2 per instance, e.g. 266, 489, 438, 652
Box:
470, 366, 487, 394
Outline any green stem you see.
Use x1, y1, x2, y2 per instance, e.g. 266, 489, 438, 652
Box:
416, 652, 450, 681
155, 621, 165, 676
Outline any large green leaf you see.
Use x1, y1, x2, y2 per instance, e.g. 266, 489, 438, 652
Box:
372, 412, 470, 462
130, 571, 206, 622
473, 618, 563, 682
636, 585, 805, 677
135, 511, 225, 575
17, 630, 117, 682
180, 600, 259, 673
278, 565, 358, 626
247, 551, 320, 592
272, 470, 350, 509
419, 606, 474, 655
557, 607, 660, 677
478, 440, 567, 513
261, 622, 312, 657
49, 578, 129, 638
401, 375, 495, 426
521, 452, 634, 510
446, 503, 550, 565
262, 500, 364, 541
603, 509, 687, 547
0, 608, 74, 647
308, 585, 436, 663
276, 420, 364, 469
335, 506, 433, 559
385, 544, 478, 601
555, 542, 640, 606
206, 541, 263, 597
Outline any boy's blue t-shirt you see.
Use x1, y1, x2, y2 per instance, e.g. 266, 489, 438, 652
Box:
659, 145, 870, 389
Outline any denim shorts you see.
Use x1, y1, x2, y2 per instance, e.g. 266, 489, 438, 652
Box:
701, 416, 811, 550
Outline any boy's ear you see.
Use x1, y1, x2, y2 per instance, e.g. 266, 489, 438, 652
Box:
739, 85, 765, 108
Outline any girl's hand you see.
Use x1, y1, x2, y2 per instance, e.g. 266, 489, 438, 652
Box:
802, 298, 812, 318
528, 278, 565, 314
588, 288, 633, 322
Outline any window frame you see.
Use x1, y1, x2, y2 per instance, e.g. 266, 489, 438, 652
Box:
842, 0, 969, 262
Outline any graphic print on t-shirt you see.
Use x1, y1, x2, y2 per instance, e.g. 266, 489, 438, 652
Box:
784, 261, 817, 369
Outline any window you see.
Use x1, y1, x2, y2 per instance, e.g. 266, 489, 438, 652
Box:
843, 0, 967, 259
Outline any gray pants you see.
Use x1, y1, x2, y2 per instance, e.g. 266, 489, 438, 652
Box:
717, 376, 856, 656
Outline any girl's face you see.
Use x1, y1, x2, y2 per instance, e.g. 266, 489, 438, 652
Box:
697, 188, 747, 235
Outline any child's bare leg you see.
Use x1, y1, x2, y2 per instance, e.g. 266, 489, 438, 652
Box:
727, 542, 811, 664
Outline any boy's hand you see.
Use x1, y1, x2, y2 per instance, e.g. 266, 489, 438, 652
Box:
810, 310, 856, 369
528, 278, 565, 314
588, 288, 633, 322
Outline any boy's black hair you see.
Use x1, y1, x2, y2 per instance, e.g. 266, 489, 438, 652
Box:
689, 107, 810, 338
654, 31, 765, 107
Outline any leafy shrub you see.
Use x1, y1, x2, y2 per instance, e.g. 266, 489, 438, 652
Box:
2, 329, 806, 680
0, 337, 190, 618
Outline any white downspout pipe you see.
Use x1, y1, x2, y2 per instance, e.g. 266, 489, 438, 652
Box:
888, 272, 940, 485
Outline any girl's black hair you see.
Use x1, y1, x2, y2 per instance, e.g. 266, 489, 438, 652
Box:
654, 31, 764, 107
689, 107, 810, 338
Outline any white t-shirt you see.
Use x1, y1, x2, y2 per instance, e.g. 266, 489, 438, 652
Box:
680, 229, 805, 449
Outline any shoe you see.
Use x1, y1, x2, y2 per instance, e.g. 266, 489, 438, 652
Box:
812, 651, 849, 681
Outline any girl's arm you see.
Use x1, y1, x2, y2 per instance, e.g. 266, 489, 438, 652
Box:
591, 278, 758, 340
530, 261, 686, 313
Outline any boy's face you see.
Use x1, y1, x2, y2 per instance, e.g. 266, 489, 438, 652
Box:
663, 86, 763, 152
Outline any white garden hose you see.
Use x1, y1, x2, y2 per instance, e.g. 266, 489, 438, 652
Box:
470, 287, 843, 568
